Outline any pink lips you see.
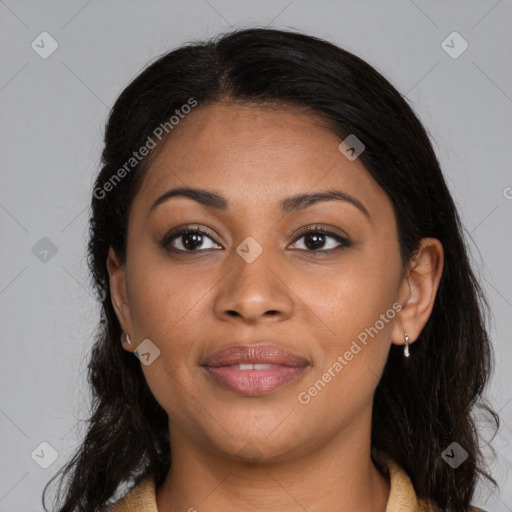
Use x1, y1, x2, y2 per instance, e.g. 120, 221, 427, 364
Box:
201, 344, 310, 397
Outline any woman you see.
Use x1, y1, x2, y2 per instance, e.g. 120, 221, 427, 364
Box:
43, 27, 499, 511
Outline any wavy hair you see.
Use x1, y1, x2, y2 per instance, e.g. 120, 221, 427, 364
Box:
42, 27, 499, 512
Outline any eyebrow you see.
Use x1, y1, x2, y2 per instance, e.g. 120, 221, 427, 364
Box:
149, 187, 370, 218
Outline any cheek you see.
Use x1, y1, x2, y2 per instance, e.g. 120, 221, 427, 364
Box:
297, 244, 400, 342
297, 241, 401, 395
295, 281, 396, 432
125, 252, 223, 382
126, 249, 211, 342
128, 259, 208, 419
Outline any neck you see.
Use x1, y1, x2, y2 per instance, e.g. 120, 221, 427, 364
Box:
156, 406, 390, 512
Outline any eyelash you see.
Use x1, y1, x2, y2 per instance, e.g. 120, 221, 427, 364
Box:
161, 224, 351, 254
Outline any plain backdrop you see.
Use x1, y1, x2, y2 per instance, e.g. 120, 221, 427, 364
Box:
1, 1, 511, 510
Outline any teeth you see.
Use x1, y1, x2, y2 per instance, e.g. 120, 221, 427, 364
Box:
236, 364, 254, 370
253, 363, 277, 370
231, 363, 277, 370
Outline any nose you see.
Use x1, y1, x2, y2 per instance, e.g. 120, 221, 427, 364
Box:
213, 245, 294, 325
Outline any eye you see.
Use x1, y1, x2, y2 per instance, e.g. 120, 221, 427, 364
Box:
289, 226, 351, 252
161, 224, 351, 254
161, 225, 222, 252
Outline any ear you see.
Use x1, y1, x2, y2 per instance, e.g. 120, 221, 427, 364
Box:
391, 237, 444, 347
107, 246, 136, 352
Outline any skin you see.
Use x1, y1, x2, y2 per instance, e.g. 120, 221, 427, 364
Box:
107, 102, 444, 512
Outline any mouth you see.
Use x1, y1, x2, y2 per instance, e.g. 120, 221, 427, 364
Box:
201, 344, 310, 397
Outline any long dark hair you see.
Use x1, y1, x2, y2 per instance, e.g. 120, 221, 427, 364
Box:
42, 27, 499, 512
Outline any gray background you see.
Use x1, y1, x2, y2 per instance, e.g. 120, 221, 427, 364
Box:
1, 0, 511, 510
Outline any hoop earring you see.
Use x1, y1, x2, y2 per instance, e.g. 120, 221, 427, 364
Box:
403, 332, 410, 358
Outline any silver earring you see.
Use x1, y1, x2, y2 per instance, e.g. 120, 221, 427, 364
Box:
121, 333, 132, 346
404, 332, 410, 358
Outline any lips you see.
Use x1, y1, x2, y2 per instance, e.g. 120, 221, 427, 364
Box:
201, 344, 309, 367
201, 344, 310, 397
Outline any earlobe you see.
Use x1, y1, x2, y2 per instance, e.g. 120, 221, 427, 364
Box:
391, 237, 444, 347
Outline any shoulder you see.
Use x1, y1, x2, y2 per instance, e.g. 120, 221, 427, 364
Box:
372, 450, 490, 512
102, 475, 157, 512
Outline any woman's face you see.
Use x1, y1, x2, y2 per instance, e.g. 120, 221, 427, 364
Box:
110, 102, 410, 462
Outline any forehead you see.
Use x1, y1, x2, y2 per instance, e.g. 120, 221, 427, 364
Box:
131, 102, 387, 220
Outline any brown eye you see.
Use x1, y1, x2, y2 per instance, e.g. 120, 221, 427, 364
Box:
162, 227, 222, 252
290, 227, 351, 252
